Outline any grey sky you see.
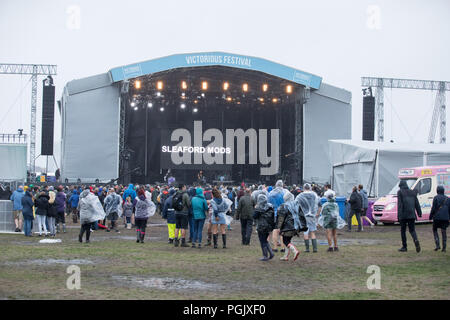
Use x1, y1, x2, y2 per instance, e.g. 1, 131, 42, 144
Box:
1, 0, 449, 170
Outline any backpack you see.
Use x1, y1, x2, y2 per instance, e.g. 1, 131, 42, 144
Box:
172, 192, 185, 211
261, 208, 276, 233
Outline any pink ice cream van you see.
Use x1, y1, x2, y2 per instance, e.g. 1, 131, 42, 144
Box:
372, 165, 450, 224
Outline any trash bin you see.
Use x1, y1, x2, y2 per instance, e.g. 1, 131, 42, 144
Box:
335, 197, 347, 220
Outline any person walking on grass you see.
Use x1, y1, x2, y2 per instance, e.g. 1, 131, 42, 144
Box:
321, 190, 341, 252
133, 188, 155, 243
47, 190, 58, 237
123, 196, 134, 229
10, 185, 25, 233
162, 188, 180, 243
253, 194, 275, 261
191, 187, 209, 248
55, 186, 67, 233
430, 185, 449, 252
104, 188, 122, 233
397, 179, 422, 252
68, 189, 80, 223
78, 188, 106, 243
276, 191, 305, 261
21, 189, 34, 237
295, 183, 321, 253
210, 188, 229, 249
236, 188, 255, 245
172, 184, 191, 248
268, 180, 288, 253
358, 184, 374, 230
347, 186, 363, 232
34, 191, 49, 237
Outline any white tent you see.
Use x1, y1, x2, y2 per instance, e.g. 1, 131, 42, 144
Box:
329, 139, 450, 198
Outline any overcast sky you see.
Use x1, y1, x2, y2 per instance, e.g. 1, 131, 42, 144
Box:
1, 0, 449, 171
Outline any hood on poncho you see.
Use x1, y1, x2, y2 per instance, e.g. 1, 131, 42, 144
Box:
80, 189, 91, 198
195, 188, 204, 197
437, 185, 445, 195
256, 194, 272, 211
283, 191, 294, 202
295, 191, 318, 216
275, 180, 283, 188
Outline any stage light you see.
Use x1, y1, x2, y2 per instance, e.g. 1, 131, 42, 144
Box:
286, 85, 292, 94
193, 108, 198, 113
202, 81, 208, 90
157, 81, 163, 90
160, 107, 164, 112
201, 93, 205, 97
272, 98, 278, 103
156, 92, 161, 97
223, 82, 229, 90
262, 84, 268, 92
133, 107, 138, 111
130, 101, 136, 107
181, 81, 187, 90
135, 80, 141, 89
180, 103, 186, 109
242, 83, 248, 92
226, 97, 232, 101
237, 101, 241, 105
147, 102, 153, 108
194, 100, 198, 104
259, 97, 264, 102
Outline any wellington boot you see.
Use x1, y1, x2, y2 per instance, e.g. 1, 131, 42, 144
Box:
289, 244, 300, 261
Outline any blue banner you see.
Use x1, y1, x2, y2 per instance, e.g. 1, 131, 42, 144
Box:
109, 52, 322, 89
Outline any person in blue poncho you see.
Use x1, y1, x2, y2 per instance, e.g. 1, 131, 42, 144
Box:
123, 184, 137, 202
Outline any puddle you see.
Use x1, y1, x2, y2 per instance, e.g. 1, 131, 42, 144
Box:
4, 259, 95, 266
112, 275, 222, 291
292, 238, 385, 246
73, 236, 162, 242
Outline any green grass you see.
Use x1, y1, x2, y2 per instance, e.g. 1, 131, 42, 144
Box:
0, 218, 448, 300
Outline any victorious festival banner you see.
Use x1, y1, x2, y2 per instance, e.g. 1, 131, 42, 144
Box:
109, 52, 322, 89
160, 121, 280, 175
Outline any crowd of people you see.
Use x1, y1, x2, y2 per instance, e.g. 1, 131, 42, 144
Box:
5, 178, 449, 260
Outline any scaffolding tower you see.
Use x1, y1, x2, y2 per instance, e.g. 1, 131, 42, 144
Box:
361, 77, 449, 143
0, 63, 57, 176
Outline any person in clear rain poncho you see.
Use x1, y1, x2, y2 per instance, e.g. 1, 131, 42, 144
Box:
77, 188, 106, 243
276, 191, 307, 261
253, 194, 275, 261
295, 183, 322, 253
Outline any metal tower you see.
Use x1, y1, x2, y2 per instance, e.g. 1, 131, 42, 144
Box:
0, 63, 57, 176
361, 77, 450, 143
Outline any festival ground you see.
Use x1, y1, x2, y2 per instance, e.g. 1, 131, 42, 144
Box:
0, 216, 448, 300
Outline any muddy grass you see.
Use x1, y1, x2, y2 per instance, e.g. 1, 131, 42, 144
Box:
0, 215, 448, 300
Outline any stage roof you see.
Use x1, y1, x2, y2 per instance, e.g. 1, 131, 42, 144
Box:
109, 52, 322, 89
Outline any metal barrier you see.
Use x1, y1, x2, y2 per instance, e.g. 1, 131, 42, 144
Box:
0, 200, 15, 232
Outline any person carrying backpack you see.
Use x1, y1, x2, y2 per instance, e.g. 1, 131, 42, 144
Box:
162, 188, 179, 243
172, 184, 191, 247
276, 191, 306, 261
253, 194, 275, 261
430, 185, 449, 252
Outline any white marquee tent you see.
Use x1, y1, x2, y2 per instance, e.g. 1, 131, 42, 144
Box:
329, 139, 450, 198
